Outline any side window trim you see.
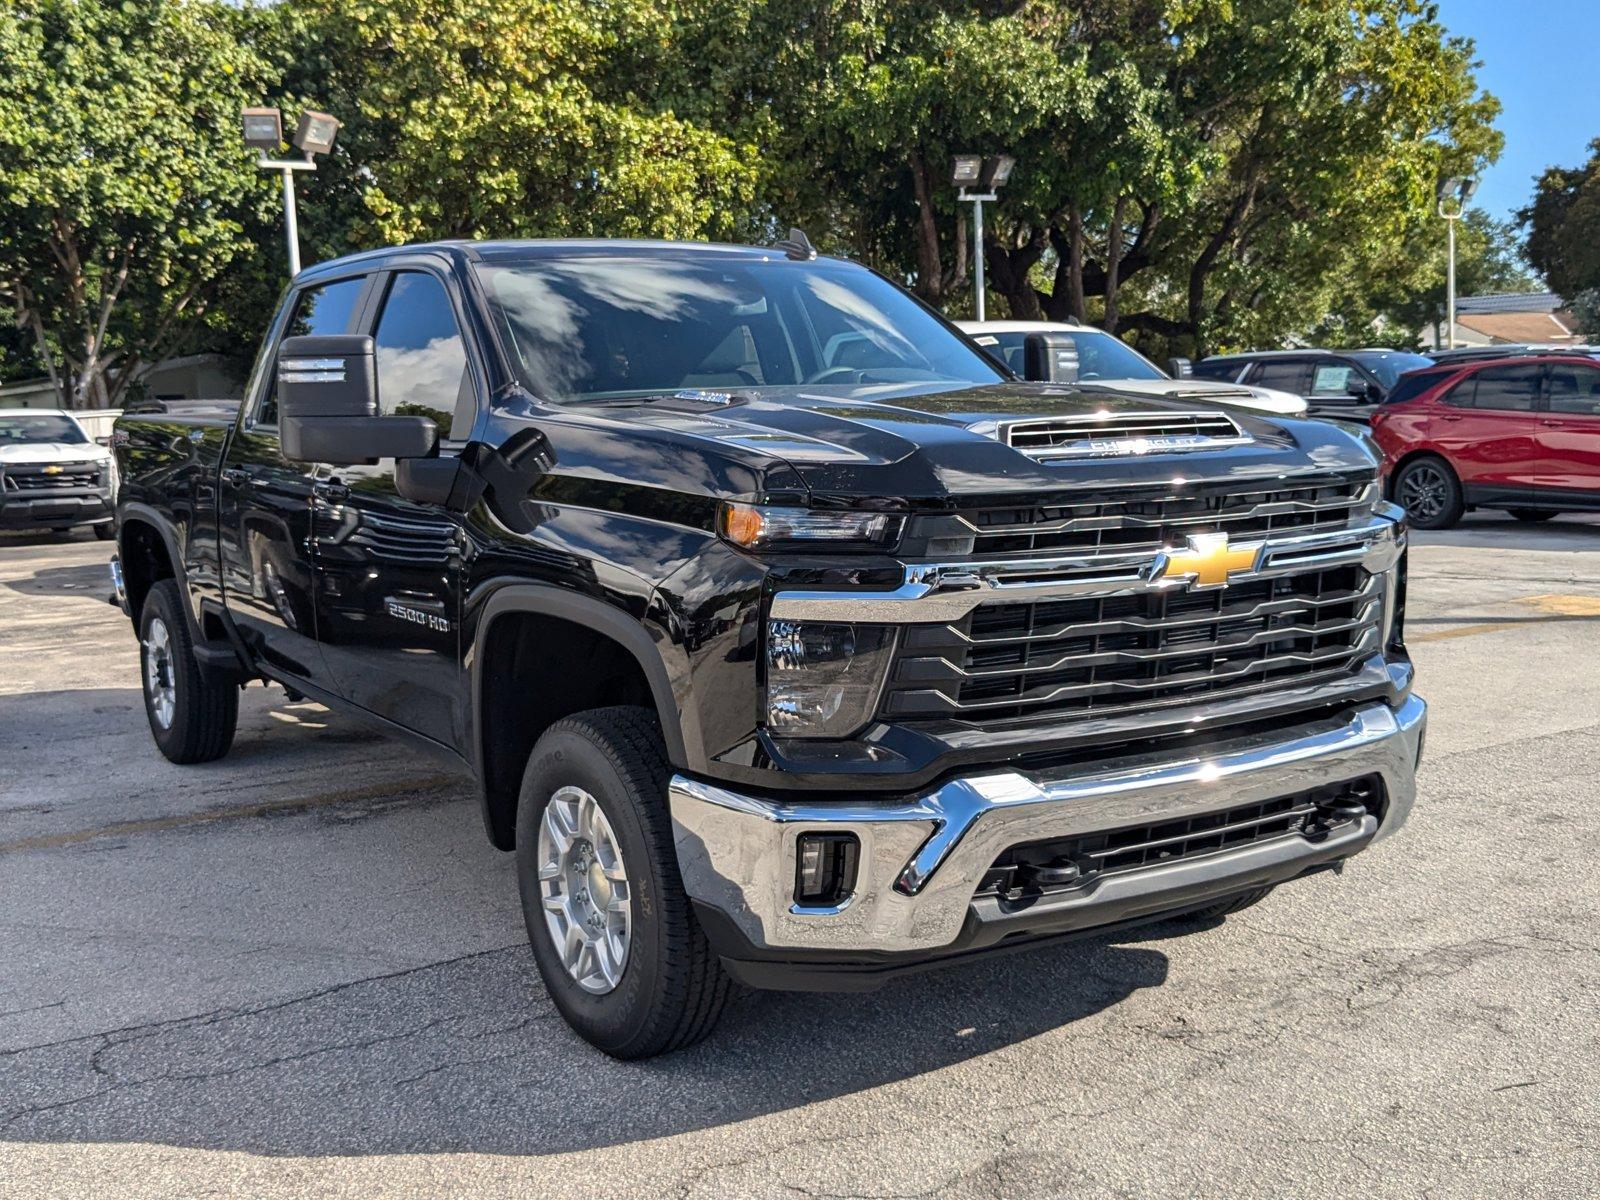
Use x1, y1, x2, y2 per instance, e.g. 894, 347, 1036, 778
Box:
361, 264, 484, 450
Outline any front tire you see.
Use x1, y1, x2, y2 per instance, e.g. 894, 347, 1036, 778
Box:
1393, 456, 1464, 529
93, 522, 115, 540
138, 579, 238, 764
515, 707, 730, 1059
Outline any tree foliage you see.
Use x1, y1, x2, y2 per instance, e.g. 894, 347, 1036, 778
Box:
1520, 138, 1600, 302
0, 0, 280, 408
3, 0, 1512, 403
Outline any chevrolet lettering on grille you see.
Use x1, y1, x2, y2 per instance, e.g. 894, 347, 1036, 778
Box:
1148, 531, 1264, 591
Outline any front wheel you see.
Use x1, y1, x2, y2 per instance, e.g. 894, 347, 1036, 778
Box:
93, 522, 115, 541
515, 707, 731, 1059
138, 579, 238, 763
1393, 457, 1464, 529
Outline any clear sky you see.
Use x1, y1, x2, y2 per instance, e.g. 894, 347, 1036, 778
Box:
1437, 0, 1600, 228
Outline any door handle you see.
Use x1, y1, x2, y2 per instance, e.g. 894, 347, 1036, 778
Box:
1437, 413, 1463, 422
314, 479, 350, 501
1539, 419, 1564, 427
221, 467, 249, 487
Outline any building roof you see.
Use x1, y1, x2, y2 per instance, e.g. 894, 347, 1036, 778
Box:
1455, 291, 1564, 315
1455, 311, 1576, 343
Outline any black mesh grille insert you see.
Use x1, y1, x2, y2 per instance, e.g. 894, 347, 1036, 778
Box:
977, 776, 1385, 900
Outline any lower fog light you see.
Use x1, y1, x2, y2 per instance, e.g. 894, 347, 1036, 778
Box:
794, 832, 860, 907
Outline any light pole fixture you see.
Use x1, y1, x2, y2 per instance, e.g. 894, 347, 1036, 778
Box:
243, 106, 342, 278
953, 154, 1014, 321
1437, 175, 1478, 349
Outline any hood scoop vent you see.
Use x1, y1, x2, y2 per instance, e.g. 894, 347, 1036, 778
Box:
998, 410, 1252, 461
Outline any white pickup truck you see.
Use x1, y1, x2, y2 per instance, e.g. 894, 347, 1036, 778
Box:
959, 320, 1308, 418
0, 408, 116, 538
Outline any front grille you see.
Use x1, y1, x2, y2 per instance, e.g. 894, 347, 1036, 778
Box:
956, 477, 1372, 558
1002, 411, 1248, 460
881, 474, 1384, 729
3, 464, 101, 492
977, 776, 1384, 900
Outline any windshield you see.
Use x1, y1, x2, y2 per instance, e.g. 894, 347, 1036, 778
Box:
976, 329, 1167, 382
0, 412, 88, 446
1358, 352, 1435, 389
475, 254, 1006, 401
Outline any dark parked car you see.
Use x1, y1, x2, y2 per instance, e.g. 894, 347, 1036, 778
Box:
1371, 355, 1600, 528
111, 238, 1425, 1057
1194, 349, 1436, 424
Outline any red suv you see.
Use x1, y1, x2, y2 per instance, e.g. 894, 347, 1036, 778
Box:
1370, 355, 1600, 529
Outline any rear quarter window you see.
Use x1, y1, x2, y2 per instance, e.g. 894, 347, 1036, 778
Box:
1384, 371, 1447, 406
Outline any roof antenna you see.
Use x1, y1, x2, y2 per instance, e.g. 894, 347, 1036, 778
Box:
776, 227, 818, 261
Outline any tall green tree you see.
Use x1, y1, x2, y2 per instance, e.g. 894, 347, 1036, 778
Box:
0, 0, 280, 408
1520, 138, 1600, 323
278, 0, 762, 251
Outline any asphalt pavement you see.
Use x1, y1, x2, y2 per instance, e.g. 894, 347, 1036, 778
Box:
2, 515, 1598, 1198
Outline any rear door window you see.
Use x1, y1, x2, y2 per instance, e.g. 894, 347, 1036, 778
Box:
1462, 363, 1543, 412
259, 276, 367, 425
1249, 359, 1312, 394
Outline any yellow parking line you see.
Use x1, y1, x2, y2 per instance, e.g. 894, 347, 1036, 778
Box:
1413, 623, 1509, 644
1519, 594, 1600, 617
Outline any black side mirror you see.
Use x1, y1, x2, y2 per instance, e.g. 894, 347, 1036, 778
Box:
1345, 378, 1382, 404
1023, 332, 1080, 383
1168, 356, 1193, 379
278, 334, 437, 466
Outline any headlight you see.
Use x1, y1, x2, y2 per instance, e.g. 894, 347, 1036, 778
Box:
721, 503, 902, 551
765, 620, 896, 738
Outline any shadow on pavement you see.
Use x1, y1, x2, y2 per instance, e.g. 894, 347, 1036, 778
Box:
0, 932, 1167, 1158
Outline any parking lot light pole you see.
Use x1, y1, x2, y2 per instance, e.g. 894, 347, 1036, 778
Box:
952, 154, 1015, 321
1437, 176, 1478, 350
242, 107, 342, 279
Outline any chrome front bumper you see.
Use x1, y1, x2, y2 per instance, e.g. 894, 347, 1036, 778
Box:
670, 695, 1426, 957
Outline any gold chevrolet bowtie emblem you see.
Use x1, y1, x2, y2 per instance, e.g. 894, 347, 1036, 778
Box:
1153, 532, 1262, 590
42, 464, 63, 475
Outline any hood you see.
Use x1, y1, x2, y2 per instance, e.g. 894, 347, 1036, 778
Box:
0, 442, 111, 466
554, 380, 1375, 503
1094, 378, 1307, 416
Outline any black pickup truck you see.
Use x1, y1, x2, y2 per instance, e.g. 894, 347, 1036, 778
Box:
111, 238, 1426, 1058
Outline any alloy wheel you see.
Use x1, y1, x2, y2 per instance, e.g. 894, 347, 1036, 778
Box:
1398, 464, 1448, 522
537, 786, 632, 994
142, 616, 177, 729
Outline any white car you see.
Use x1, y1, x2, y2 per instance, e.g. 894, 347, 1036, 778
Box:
0, 408, 116, 538
958, 320, 1309, 418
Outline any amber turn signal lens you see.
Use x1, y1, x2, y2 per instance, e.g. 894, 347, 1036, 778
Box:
722, 503, 767, 548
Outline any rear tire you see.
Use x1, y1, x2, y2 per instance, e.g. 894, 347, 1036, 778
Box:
1392, 456, 1464, 529
1173, 885, 1276, 923
514, 706, 730, 1059
138, 579, 238, 764
1507, 508, 1558, 522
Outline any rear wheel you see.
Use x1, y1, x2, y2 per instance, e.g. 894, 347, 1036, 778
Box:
1507, 508, 1558, 522
1393, 456, 1464, 529
138, 579, 238, 763
514, 707, 730, 1059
